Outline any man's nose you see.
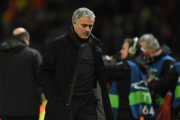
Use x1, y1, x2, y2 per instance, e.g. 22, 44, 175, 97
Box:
120, 50, 122, 54
85, 26, 91, 32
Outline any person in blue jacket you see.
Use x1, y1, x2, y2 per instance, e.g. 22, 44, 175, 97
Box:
139, 33, 179, 120
104, 37, 150, 120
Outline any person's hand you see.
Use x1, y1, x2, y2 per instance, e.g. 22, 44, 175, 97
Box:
147, 78, 152, 85
105, 55, 113, 62
107, 82, 111, 92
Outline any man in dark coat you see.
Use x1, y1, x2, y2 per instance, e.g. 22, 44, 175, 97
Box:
38, 7, 114, 120
0, 27, 42, 120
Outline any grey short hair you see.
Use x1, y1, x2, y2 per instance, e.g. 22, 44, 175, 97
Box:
124, 38, 133, 46
139, 33, 159, 50
72, 7, 95, 23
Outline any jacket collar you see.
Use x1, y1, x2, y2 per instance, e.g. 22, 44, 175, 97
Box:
0, 39, 26, 51
69, 27, 103, 49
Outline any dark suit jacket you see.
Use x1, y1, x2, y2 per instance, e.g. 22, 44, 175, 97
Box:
38, 27, 114, 120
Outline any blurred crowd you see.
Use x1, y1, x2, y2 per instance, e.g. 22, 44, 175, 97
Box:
0, 0, 180, 61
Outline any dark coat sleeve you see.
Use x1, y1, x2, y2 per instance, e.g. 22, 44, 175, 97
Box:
148, 60, 179, 97
104, 61, 130, 83
38, 40, 59, 98
31, 50, 42, 85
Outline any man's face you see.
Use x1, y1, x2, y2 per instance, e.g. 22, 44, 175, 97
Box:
120, 42, 129, 60
73, 15, 94, 39
25, 37, 30, 46
140, 40, 157, 56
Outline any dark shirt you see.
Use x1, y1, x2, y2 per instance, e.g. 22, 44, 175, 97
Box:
73, 33, 95, 96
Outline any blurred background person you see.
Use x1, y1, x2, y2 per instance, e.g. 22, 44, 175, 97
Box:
173, 62, 180, 120
0, 27, 42, 120
104, 37, 147, 120
139, 33, 179, 120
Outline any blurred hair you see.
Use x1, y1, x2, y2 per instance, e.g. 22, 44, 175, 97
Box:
139, 33, 159, 50
72, 7, 95, 23
124, 38, 133, 47
12, 30, 30, 41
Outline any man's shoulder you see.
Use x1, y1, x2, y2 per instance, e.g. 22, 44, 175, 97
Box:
52, 34, 69, 43
25, 46, 41, 57
89, 34, 102, 46
155, 54, 175, 63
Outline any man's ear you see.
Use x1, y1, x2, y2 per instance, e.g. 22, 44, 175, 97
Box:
72, 20, 76, 26
21, 37, 29, 45
21, 36, 26, 41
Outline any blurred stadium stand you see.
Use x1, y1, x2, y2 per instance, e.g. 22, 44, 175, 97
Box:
0, 0, 180, 61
